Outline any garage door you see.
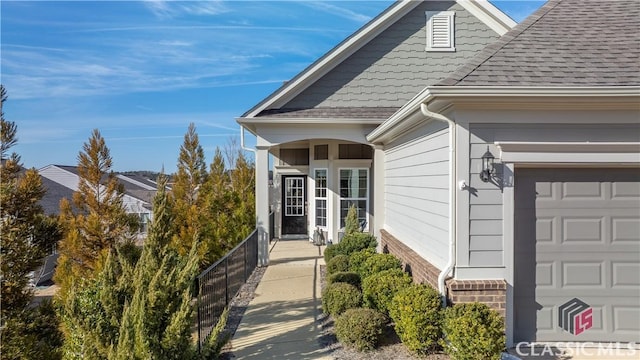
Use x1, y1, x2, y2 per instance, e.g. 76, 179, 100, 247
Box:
514, 168, 640, 343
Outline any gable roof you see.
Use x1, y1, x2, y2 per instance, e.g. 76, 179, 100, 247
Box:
437, 0, 640, 86
38, 165, 157, 213
241, 0, 515, 119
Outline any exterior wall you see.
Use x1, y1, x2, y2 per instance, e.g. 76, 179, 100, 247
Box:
39, 165, 79, 191
381, 229, 441, 288
464, 120, 640, 270
284, 1, 501, 109
381, 229, 506, 317
384, 120, 450, 269
446, 279, 507, 317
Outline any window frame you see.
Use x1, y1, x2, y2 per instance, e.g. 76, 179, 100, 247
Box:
338, 168, 369, 230
314, 168, 328, 228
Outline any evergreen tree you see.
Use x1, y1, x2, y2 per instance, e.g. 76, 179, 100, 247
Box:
228, 146, 255, 243
171, 123, 207, 256
59, 175, 199, 359
54, 129, 138, 300
0, 84, 63, 359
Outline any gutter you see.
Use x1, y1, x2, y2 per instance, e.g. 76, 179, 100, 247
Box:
420, 103, 457, 308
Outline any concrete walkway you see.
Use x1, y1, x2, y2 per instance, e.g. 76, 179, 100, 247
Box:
229, 239, 331, 359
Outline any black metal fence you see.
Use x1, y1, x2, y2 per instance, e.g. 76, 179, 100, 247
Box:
195, 228, 259, 349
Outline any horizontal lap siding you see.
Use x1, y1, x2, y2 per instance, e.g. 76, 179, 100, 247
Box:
385, 122, 449, 269
467, 123, 640, 267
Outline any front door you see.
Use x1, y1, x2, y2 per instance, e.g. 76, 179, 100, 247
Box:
282, 176, 307, 235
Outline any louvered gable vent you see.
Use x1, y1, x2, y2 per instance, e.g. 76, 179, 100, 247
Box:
426, 11, 455, 52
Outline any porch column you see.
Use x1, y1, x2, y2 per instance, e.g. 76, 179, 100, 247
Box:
372, 145, 385, 248
256, 145, 270, 266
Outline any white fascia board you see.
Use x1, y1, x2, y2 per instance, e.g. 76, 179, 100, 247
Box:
457, 0, 516, 35
237, 117, 384, 125
244, 1, 420, 118
367, 86, 640, 144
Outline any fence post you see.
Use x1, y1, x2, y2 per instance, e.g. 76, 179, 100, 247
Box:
196, 276, 201, 352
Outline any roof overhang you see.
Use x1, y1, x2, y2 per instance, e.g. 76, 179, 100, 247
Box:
367, 86, 640, 144
241, 0, 516, 120
237, 116, 385, 135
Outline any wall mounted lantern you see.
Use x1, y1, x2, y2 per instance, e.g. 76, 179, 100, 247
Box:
480, 146, 495, 182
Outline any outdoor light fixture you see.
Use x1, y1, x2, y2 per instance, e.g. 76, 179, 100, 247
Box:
480, 146, 495, 182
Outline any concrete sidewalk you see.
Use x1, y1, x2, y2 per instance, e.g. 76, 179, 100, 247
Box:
228, 239, 331, 359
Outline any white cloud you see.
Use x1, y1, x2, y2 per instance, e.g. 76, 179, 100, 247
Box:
301, 1, 372, 23
144, 0, 229, 19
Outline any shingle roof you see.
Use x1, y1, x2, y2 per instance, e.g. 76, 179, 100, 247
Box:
257, 107, 398, 119
437, 0, 640, 86
39, 175, 75, 215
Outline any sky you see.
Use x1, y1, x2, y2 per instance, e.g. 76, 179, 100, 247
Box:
1, 0, 545, 174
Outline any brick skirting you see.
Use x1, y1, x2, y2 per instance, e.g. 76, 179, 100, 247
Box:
380, 229, 506, 317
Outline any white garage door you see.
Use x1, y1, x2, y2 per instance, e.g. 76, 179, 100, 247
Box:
514, 168, 640, 343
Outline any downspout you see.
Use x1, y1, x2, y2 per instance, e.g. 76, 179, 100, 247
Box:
420, 103, 456, 307
240, 125, 256, 154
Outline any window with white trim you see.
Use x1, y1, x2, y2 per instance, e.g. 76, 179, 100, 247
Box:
426, 11, 455, 52
339, 168, 368, 229
315, 169, 328, 227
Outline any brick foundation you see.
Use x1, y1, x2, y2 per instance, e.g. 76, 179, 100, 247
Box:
380, 229, 506, 317
380, 230, 440, 289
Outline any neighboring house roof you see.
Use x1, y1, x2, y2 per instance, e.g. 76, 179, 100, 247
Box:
240, 0, 515, 121
39, 176, 75, 215
437, 0, 640, 86
38, 165, 156, 214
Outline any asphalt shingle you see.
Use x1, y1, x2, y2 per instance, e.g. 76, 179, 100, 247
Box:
437, 0, 640, 86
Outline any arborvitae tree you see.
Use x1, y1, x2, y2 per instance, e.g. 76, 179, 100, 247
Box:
228, 147, 255, 243
59, 175, 199, 359
0, 84, 63, 359
199, 148, 233, 265
170, 123, 208, 256
344, 204, 360, 235
54, 129, 138, 300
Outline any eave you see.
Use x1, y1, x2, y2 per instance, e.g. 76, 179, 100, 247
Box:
367, 86, 640, 144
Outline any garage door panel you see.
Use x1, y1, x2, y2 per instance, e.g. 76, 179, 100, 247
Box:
515, 168, 640, 343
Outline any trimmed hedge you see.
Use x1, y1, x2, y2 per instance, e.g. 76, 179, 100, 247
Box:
348, 248, 376, 277
335, 308, 387, 351
360, 253, 402, 280
321, 282, 362, 316
326, 254, 350, 275
390, 284, 442, 355
441, 302, 505, 360
338, 232, 377, 256
362, 268, 412, 316
323, 231, 377, 264
327, 271, 361, 289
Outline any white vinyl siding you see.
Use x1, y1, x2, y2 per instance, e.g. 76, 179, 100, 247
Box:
384, 121, 450, 269
426, 11, 455, 52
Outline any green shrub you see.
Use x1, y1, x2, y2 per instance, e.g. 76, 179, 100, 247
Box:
362, 268, 412, 315
339, 232, 377, 256
326, 254, 350, 275
322, 282, 362, 316
441, 302, 505, 360
348, 248, 376, 276
390, 284, 442, 355
360, 253, 402, 279
323, 244, 340, 263
328, 271, 361, 289
335, 308, 387, 351
344, 204, 360, 236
